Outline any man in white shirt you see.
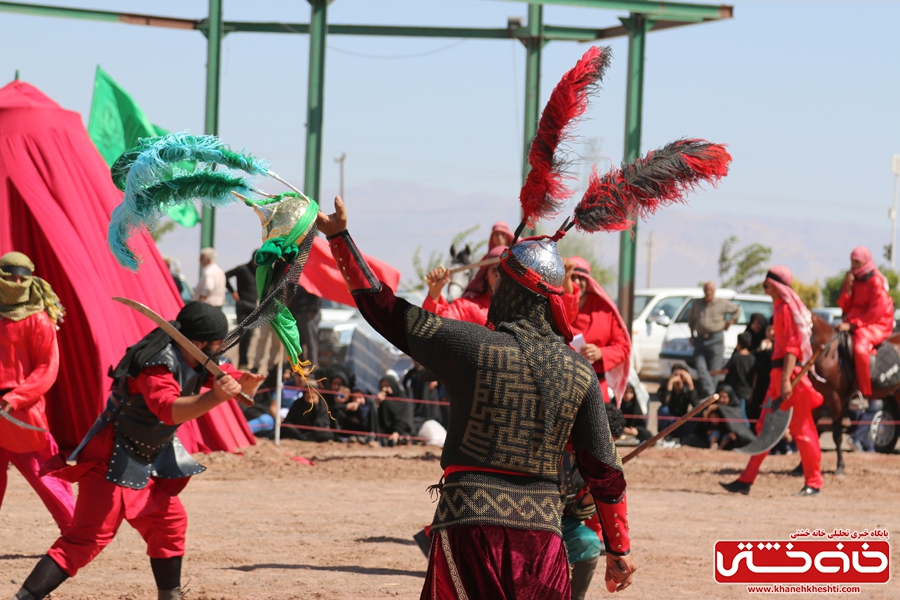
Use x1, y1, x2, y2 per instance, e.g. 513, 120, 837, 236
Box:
193, 247, 226, 308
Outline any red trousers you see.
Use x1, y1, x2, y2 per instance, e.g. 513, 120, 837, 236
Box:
0, 437, 74, 535
739, 367, 824, 490
852, 324, 891, 397
47, 460, 188, 577
422, 525, 570, 600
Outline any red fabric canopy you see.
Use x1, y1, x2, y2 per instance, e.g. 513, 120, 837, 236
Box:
299, 236, 400, 306
0, 81, 254, 453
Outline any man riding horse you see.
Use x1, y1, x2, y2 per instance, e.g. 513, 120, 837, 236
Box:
836, 246, 895, 400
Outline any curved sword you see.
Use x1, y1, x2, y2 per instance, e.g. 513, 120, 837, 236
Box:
0, 408, 48, 432
112, 297, 254, 407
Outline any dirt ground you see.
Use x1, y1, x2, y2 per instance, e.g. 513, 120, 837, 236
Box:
1, 440, 898, 600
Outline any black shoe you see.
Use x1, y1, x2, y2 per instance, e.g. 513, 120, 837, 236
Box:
794, 485, 820, 497
719, 480, 751, 495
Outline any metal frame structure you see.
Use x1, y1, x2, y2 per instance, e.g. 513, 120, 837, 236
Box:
0, 0, 732, 327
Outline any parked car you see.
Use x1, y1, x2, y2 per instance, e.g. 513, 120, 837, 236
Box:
317, 300, 362, 366
812, 307, 843, 326
630, 288, 708, 379
657, 291, 773, 384
316, 291, 424, 391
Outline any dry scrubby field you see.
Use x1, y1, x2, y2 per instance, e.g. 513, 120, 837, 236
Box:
1, 440, 898, 600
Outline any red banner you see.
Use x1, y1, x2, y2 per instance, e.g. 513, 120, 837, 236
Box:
298, 236, 400, 307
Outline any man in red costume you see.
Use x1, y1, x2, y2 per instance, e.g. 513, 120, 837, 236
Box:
721, 266, 824, 497
14, 302, 264, 600
423, 245, 506, 325
565, 256, 631, 405
318, 198, 635, 599
0, 252, 74, 535
836, 246, 894, 398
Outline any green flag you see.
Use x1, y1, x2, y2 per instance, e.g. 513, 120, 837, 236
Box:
87, 66, 199, 228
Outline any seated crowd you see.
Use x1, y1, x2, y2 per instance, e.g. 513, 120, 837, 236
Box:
655, 318, 783, 452
240, 360, 450, 447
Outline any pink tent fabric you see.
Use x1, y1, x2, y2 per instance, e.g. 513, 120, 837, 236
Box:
299, 236, 400, 307
0, 81, 254, 453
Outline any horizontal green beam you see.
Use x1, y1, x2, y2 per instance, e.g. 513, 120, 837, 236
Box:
0, 2, 725, 41
488, 0, 733, 21
0, 1, 198, 29
224, 21, 679, 41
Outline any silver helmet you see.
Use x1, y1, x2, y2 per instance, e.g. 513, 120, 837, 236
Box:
508, 238, 566, 290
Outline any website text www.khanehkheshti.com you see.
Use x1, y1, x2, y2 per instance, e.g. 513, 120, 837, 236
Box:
746, 584, 861, 594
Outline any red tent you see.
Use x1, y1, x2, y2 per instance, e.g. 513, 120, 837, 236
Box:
0, 81, 254, 453
299, 236, 400, 306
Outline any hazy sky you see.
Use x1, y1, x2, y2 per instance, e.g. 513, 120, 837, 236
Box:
3, 0, 899, 289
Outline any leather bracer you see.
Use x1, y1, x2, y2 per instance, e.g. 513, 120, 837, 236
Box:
327, 230, 382, 294
596, 492, 631, 556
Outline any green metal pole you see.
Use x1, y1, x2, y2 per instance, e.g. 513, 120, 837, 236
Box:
305, 0, 328, 201
617, 14, 648, 331
200, 0, 223, 250
521, 3, 543, 183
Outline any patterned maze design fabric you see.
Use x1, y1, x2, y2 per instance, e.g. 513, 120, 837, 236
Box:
435, 472, 563, 535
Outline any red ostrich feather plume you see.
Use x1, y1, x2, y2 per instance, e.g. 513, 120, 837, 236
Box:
573, 139, 732, 233
519, 45, 611, 228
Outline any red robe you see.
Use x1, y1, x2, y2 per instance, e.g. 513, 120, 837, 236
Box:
838, 271, 894, 396
739, 299, 824, 489
423, 292, 490, 325
0, 311, 59, 453
47, 362, 242, 576
566, 287, 631, 403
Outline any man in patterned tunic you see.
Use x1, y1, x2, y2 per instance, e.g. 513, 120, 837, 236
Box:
317, 198, 635, 599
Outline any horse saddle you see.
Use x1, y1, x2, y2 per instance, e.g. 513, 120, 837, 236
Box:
838, 331, 900, 389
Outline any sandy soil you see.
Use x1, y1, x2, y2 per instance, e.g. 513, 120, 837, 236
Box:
1, 440, 898, 600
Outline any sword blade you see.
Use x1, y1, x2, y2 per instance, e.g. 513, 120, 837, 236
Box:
0, 408, 48, 432
734, 406, 793, 456
112, 297, 254, 407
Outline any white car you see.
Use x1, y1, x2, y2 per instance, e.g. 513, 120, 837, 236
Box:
657, 291, 773, 384
631, 288, 708, 379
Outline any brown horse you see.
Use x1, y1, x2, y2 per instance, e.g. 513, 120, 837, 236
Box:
809, 313, 900, 474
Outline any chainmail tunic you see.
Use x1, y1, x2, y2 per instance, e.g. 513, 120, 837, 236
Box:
334, 231, 624, 537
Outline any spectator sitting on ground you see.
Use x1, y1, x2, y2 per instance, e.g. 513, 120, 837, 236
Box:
710, 331, 756, 419
280, 367, 333, 442
333, 387, 376, 445
322, 363, 356, 410
700, 384, 755, 451
657, 365, 698, 447
618, 383, 652, 444
376, 373, 415, 447
241, 368, 278, 437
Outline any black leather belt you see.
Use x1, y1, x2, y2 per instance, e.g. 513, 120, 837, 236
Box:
772, 358, 784, 368
698, 330, 724, 340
